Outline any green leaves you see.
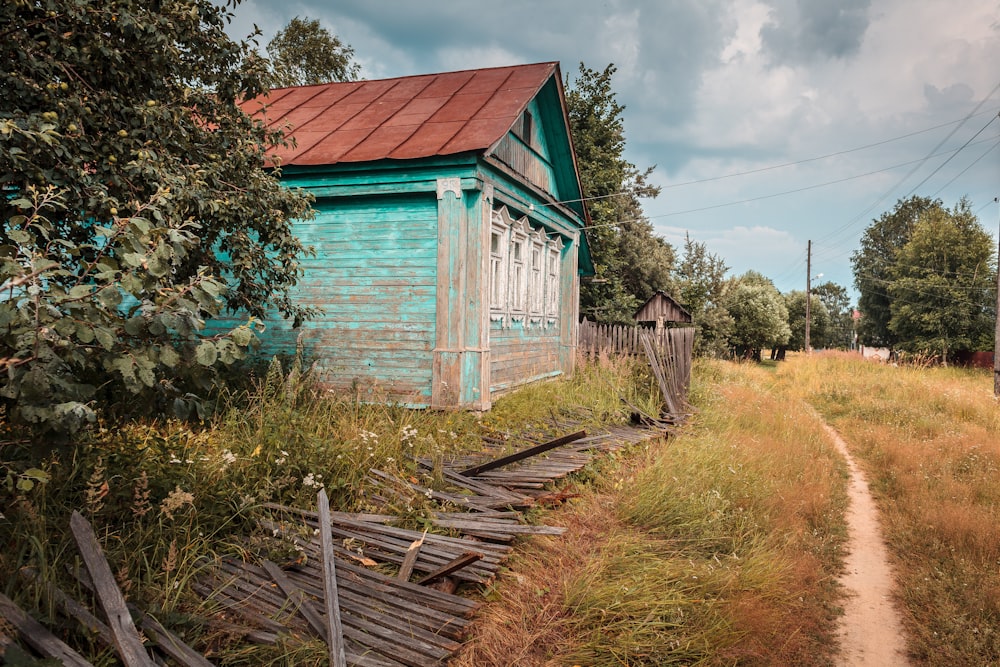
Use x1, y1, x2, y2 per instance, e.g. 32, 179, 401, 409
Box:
195, 341, 218, 366
266, 17, 361, 87
566, 63, 669, 324
1, 0, 313, 434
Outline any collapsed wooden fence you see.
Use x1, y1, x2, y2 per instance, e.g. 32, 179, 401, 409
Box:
578, 319, 694, 417
1, 424, 668, 666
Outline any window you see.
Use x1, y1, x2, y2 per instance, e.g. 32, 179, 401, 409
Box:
509, 218, 528, 315
488, 206, 562, 328
546, 236, 563, 320
529, 230, 545, 316
514, 110, 534, 146
489, 225, 507, 309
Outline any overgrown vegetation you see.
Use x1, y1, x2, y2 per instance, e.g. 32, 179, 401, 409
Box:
1, 0, 313, 433
782, 352, 1000, 666
0, 354, 662, 663
454, 358, 850, 666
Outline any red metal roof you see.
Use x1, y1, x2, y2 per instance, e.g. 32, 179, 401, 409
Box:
241, 63, 560, 167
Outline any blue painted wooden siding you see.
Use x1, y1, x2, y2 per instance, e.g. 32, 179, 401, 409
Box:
488, 321, 562, 392
262, 194, 439, 404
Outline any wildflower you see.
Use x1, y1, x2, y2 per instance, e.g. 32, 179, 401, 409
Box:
85, 460, 109, 516
302, 473, 323, 488
159, 486, 195, 520
220, 449, 237, 468
132, 471, 151, 519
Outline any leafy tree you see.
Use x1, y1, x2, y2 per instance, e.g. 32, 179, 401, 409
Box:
674, 233, 732, 356
852, 196, 942, 347
783, 290, 829, 351
888, 199, 995, 362
723, 272, 790, 361
566, 63, 672, 324
1, 0, 313, 433
811, 281, 853, 349
266, 17, 361, 88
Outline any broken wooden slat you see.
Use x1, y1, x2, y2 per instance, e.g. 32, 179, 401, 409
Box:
69, 511, 153, 667
261, 560, 328, 641
19, 567, 116, 648
135, 612, 214, 667
429, 517, 565, 535
0, 592, 95, 667
459, 430, 587, 477
317, 488, 348, 667
415, 552, 484, 586
397, 530, 426, 582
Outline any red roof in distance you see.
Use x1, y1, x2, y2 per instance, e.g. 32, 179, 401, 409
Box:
242, 62, 560, 167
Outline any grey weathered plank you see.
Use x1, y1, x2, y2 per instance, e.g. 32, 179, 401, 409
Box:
135, 612, 215, 667
69, 511, 153, 667
317, 488, 348, 667
0, 592, 94, 667
397, 532, 426, 582
415, 552, 484, 586
458, 430, 587, 476
261, 559, 329, 640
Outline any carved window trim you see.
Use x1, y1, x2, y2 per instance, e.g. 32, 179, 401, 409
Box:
488, 206, 562, 329
545, 235, 563, 323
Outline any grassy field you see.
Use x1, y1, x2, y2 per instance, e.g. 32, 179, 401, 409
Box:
5, 352, 997, 665
454, 358, 850, 666
0, 354, 663, 664
778, 352, 1000, 666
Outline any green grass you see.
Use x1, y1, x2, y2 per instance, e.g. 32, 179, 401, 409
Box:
0, 353, 655, 664
777, 352, 1000, 666
454, 358, 849, 666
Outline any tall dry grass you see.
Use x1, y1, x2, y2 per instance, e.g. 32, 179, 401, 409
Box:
454, 358, 849, 666
779, 351, 1000, 665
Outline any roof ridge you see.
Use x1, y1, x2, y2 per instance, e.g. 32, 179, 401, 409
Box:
267, 62, 558, 93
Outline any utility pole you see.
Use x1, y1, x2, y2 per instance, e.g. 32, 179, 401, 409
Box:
993, 198, 1000, 396
805, 240, 812, 354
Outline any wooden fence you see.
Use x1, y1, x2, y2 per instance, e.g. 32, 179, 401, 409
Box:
578, 319, 694, 417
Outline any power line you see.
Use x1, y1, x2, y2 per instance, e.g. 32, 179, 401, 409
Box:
538, 107, 1000, 209
905, 112, 1000, 197
932, 139, 1000, 199
645, 134, 1000, 221
814, 81, 1000, 246
658, 108, 1000, 190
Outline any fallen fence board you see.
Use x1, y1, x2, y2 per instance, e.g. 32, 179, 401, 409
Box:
317, 488, 348, 667
459, 430, 586, 477
69, 511, 153, 667
0, 592, 94, 667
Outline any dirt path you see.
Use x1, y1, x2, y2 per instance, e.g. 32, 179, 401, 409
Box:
822, 422, 910, 666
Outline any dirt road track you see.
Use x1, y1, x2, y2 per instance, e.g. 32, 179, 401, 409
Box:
822, 422, 910, 666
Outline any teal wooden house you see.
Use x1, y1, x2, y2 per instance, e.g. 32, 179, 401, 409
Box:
240, 62, 592, 410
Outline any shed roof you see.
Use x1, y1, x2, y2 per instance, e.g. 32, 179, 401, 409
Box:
242, 62, 564, 167
634, 291, 693, 324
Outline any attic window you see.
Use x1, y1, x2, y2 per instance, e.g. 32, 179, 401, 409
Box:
514, 110, 534, 146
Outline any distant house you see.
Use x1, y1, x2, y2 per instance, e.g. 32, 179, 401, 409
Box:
634, 291, 692, 330
237, 63, 592, 410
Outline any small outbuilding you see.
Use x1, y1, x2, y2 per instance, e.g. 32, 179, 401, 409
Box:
634, 291, 692, 330
239, 63, 592, 410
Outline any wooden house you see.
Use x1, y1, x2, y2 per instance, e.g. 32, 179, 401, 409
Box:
238, 63, 592, 410
634, 291, 692, 330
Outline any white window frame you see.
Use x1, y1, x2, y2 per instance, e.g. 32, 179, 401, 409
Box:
489, 216, 509, 314
529, 228, 546, 320
545, 235, 563, 323
508, 216, 530, 319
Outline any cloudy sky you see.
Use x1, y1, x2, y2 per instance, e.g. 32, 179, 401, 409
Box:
224, 0, 1000, 298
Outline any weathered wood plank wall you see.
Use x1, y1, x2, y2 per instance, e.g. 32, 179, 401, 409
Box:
578, 319, 694, 410
260, 195, 440, 405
